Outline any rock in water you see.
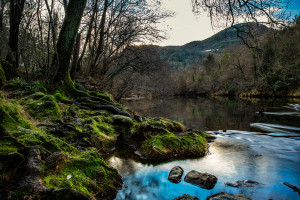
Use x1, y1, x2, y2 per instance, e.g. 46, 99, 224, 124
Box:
168, 166, 184, 183
184, 170, 217, 190
174, 194, 200, 200
206, 192, 251, 200
225, 180, 260, 188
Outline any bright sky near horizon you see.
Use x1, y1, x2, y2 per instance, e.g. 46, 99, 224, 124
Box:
157, 0, 300, 46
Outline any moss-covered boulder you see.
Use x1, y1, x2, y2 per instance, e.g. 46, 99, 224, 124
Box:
22, 92, 62, 122
0, 98, 33, 130
43, 150, 122, 199
83, 116, 118, 155
0, 95, 123, 200
138, 131, 207, 160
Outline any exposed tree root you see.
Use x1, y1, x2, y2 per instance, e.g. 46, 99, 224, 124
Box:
66, 85, 132, 118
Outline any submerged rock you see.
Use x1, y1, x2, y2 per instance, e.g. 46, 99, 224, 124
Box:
184, 170, 217, 190
206, 192, 251, 200
168, 166, 184, 183
224, 180, 260, 188
174, 194, 200, 200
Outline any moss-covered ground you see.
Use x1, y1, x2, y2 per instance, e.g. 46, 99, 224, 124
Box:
0, 81, 208, 199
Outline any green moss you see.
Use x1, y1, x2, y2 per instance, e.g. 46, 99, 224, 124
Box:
112, 115, 133, 126
0, 99, 32, 129
148, 117, 184, 132
88, 91, 112, 102
43, 150, 122, 197
17, 131, 78, 154
53, 90, 71, 102
23, 93, 62, 122
82, 117, 117, 153
140, 131, 207, 160
0, 64, 6, 89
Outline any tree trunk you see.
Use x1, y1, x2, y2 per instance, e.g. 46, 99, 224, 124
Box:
5, 0, 25, 79
0, 0, 4, 32
71, 33, 80, 80
51, 0, 87, 86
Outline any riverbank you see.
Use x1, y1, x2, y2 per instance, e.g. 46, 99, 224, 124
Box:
0, 81, 208, 200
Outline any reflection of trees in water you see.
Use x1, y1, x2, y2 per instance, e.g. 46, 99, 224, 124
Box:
108, 157, 138, 175
123, 97, 299, 131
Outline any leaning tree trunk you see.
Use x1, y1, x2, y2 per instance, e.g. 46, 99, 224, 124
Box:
51, 0, 87, 86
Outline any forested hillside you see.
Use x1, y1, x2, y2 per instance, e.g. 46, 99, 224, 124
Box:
171, 21, 300, 97
157, 23, 269, 71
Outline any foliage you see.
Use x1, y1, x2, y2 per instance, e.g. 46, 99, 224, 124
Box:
170, 23, 300, 97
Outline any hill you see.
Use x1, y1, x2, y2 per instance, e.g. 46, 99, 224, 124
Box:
157, 23, 269, 70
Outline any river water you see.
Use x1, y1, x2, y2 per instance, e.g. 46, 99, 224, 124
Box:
108, 97, 300, 200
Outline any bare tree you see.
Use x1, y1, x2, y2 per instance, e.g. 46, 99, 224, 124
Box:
191, 0, 291, 48
192, 0, 290, 27
5, 0, 25, 78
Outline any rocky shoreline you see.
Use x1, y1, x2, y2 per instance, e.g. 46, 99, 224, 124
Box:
0, 81, 208, 200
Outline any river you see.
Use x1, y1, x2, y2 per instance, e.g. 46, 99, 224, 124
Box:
108, 97, 300, 200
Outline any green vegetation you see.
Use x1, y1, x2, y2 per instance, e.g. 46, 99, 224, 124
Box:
43, 150, 122, 198
158, 23, 269, 71
0, 84, 208, 199
22, 93, 63, 122
171, 22, 300, 97
140, 131, 207, 160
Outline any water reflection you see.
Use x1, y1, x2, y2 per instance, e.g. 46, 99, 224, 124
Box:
122, 97, 300, 132
112, 97, 300, 200
109, 134, 300, 200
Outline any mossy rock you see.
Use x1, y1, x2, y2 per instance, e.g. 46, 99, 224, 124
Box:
0, 99, 32, 129
23, 93, 62, 122
43, 150, 122, 198
112, 115, 133, 126
112, 115, 134, 139
148, 117, 184, 132
138, 131, 207, 160
83, 117, 118, 154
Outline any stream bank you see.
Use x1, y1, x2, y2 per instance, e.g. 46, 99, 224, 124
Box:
0, 82, 208, 200
113, 96, 300, 200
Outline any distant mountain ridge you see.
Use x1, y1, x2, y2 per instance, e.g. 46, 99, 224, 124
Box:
157, 23, 269, 70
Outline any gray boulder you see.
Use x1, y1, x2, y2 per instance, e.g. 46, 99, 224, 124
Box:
174, 194, 200, 200
206, 192, 251, 200
168, 166, 184, 183
184, 170, 217, 190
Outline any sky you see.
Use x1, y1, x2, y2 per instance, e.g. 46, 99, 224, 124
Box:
157, 0, 300, 46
